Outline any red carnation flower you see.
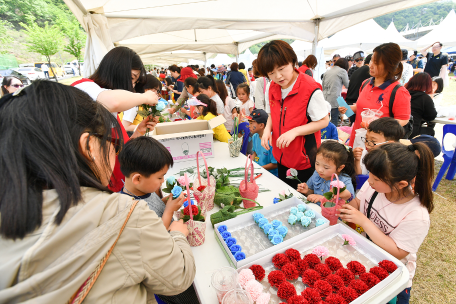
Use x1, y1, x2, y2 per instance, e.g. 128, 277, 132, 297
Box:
277, 281, 297, 300
197, 185, 206, 192
294, 259, 310, 275
273, 253, 290, 270
282, 263, 300, 280
314, 264, 332, 278
347, 261, 366, 276
360, 272, 381, 288
369, 266, 389, 281
183, 205, 198, 216
302, 269, 321, 287
379, 260, 398, 273
288, 295, 309, 304
325, 294, 346, 304
335, 268, 355, 285
249, 264, 266, 281
285, 248, 301, 262
301, 288, 322, 304
303, 254, 321, 268
348, 280, 369, 295
325, 274, 345, 290
314, 279, 333, 297
337, 286, 359, 302
325, 256, 343, 272
268, 270, 286, 287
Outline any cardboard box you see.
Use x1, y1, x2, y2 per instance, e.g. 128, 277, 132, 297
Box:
149, 116, 226, 162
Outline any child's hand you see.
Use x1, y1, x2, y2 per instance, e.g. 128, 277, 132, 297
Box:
169, 219, 189, 237
307, 194, 325, 204
261, 132, 272, 150
336, 204, 368, 226
134, 115, 158, 136
164, 193, 185, 212
297, 183, 308, 194
353, 147, 364, 161
276, 130, 297, 149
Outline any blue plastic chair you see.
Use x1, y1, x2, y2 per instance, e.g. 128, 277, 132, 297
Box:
237, 122, 251, 155
432, 125, 456, 191
356, 174, 369, 190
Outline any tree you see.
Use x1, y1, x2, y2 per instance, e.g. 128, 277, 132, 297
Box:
0, 20, 13, 54
61, 21, 86, 75
20, 16, 64, 82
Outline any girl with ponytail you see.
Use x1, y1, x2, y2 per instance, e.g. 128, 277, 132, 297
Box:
195, 94, 231, 143
338, 142, 434, 304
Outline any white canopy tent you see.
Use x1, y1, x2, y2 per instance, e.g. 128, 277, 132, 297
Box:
139, 51, 210, 65
416, 9, 456, 48
63, 0, 438, 76
385, 21, 417, 49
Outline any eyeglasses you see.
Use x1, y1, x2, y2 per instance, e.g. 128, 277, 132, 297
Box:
11, 84, 24, 88
355, 58, 364, 62
361, 137, 388, 147
91, 133, 122, 155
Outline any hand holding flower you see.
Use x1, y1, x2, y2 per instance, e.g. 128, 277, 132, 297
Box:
307, 194, 325, 204
165, 192, 185, 212
297, 182, 309, 194
337, 204, 368, 226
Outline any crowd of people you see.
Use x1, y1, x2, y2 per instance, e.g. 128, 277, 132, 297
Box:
0, 39, 452, 304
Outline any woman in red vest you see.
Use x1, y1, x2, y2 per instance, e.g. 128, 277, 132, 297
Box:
298, 54, 318, 78
72, 47, 159, 192
256, 41, 329, 187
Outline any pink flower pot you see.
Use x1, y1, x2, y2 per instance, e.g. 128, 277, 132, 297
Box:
320, 198, 346, 226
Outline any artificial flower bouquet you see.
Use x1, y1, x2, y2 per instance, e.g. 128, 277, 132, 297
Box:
193, 151, 216, 213
137, 98, 168, 135
182, 173, 206, 246
320, 174, 348, 225
180, 204, 205, 223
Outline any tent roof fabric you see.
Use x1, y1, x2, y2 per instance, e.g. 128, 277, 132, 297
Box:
416, 10, 456, 47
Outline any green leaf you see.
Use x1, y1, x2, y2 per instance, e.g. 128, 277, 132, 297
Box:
323, 192, 334, 200
286, 176, 294, 180
324, 202, 336, 208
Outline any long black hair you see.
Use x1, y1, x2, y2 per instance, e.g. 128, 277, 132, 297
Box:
197, 76, 219, 95
90, 46, 147, 93
196, 94, 217, 116
0, 80, 123, 239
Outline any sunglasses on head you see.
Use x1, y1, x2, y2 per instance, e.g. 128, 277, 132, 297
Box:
91, 133, 122, 155
11, 84, 24, 88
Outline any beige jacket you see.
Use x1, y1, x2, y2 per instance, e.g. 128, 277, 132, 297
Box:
0, 187, 196, 304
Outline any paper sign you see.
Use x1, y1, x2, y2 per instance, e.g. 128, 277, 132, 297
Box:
337, 96, 355, 117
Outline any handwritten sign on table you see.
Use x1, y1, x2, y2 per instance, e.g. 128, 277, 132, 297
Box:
337, 96, 355, 117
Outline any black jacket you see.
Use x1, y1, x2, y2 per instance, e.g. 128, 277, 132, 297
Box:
409, 90, 437, 138
345, 65, 370, 105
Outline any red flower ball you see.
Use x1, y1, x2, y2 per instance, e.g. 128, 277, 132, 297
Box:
325, 294, 347, 304
314, 279, 333, 297
294, 259, 310, 275
268, 270, 286, 287
335, 268, 355, 285
183, 205, 198, 216
314, 264, 332, 278
347, 261, 366, 276
301, 288, 322, 304
302, 269, 321, 287
325, 256, 343, 272
249, 264, 265, 281
277, 281, 297, 300
348, 280, 369, 295
369, 266, 389, 281
286, 248, 302, 262
325, 274, 345, 291
288, 295, 309, 304
379, 260, 398, 273
273, 253, 290, 269
303, 254, 321, 268
197, 185, 206, 192
282, 263, 300, 280
360, 272, 381, 288
337, 286, 359, 302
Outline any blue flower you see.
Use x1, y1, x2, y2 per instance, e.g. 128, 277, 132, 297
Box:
159, 98, 167, 104
171, 185, 183, 198
296, 211, 304, 221
273, 197, 280, 204
156, 101, 166, 111
297, 204, 307, 212
272, 220, 282, 229
221, 231, 232, 240
225, 237, 237, 247
277, 226, 288, 238
234, 251, 246, 261
268, 229, 279, 241
301, 216, 311, 227
183, 200, 196, 208
253, 213, 264, 223
166, 176, 176, 185
263, 223, 272, 233
271, 234, 284, 245
305, 209, 316, 219
316, 218, 327, 227
258, 218, 269, 229
290, 207, 298, 215
288, 214, 297, 225
217, 225, 228, 233
230, 244, 242, 254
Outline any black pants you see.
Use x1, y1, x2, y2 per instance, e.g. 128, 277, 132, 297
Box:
278, 163, 314, 189
156, 284, 199, 304
331, 108, 339, 127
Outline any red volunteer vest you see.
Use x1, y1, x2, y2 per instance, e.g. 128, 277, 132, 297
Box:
71, 78, 129, 192
298, 65, 311, 76
268, 71, 322, 170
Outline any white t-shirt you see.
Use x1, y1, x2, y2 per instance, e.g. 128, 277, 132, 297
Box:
281, 77, 330, 122
360, 149, 368, 175
223, 97, 237, 132
400, 62, 414, 85
123, 106, 138, 123
73, 81, 116, 116
41, 64, 49, 71
235, 98, 255, 117
357, 182, 430, 288
210, 93, 225, 116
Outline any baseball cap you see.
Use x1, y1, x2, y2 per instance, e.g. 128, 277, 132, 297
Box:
353, 51, 365, 61
246, 109, 268, 124
401, 49, 409, 61
333, 54, 340, 59
400, 135, 441, 157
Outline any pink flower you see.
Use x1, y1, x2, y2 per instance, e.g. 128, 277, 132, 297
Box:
245, 279, 263, 301
238, 269, 255, 288
342, 234, 356, 246
330, 180, 345, 189
255, 293, 271, 304
286, 169, 292, 177
280, 190, 286, 196
177, 176, 186, 186
312, 246, 329, 258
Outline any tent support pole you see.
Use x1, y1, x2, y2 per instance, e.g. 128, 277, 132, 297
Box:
312, 18, 321, 56
204, 52, 207, 68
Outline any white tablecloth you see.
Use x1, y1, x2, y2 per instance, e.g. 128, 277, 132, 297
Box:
432, 116, 456, 125
165, 142, 408, 304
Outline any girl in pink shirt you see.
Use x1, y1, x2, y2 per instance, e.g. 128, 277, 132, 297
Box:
337, 142, 434, 304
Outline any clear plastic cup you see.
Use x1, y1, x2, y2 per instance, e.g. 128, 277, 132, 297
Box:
211, 267, 239, 304
222, 288, 253, 304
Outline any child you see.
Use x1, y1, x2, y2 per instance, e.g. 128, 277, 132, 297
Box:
297, 140, 356, 205
248, 109, 278, 177
118, 137, 185, 229
255, 40, 329, 187
215, 79, 237, 132
321, 113, 338, 140
195, 94, 231, 143
338, 142, 434, 304
235, 83, 254, 120
354, 117, 404, 175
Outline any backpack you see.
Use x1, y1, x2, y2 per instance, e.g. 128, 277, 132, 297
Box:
361, 78, 413, 138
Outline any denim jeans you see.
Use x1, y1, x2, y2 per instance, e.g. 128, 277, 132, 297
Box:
396, 287, 412, 304
330, 108, 339, 126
